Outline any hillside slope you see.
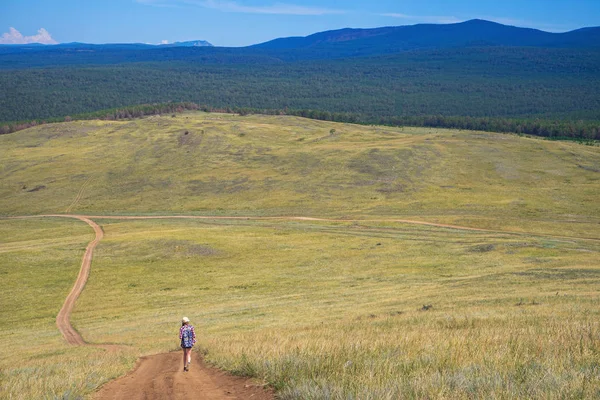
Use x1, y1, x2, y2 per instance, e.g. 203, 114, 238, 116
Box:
252, 19, 600, 57
1, 113, 598, 236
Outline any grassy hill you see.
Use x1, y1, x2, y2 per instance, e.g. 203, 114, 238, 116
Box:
1, 114, 599, 398
1, 112, 599, 236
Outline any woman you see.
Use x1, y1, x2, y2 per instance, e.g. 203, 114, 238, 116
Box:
179, 316, 196, 371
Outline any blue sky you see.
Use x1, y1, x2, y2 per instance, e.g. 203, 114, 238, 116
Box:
2, 0, 600, 46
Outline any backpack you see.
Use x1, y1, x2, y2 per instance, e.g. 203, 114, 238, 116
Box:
181, 326, 192, 342
182, 326, 193, 345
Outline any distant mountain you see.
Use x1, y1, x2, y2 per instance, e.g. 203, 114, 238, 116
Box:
0, 40, 212, 54
161, 40, 212, 47
252, 19, 600, 55
1, 19, 600, 66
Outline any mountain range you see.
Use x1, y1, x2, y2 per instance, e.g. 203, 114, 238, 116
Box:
254, 19, 600, 50
252, 19, 600, 58
0, 39, 212, 53
1, 19, 599, 61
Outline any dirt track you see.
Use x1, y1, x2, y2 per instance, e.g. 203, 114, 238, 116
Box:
65, 213, 600, 242
93, 352, 273, 400
40, 214, 276, 399
55, 215, 103, 345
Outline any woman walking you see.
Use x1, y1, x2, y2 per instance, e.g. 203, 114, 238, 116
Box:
179, 317, 196, 371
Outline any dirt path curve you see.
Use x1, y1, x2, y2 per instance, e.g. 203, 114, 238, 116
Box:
79, 214, 599, 242
17, 214, 274, 399
54, 215, 103, 345
93, 352, 273, 400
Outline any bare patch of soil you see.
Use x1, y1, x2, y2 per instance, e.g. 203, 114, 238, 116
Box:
93, 352, 274, 400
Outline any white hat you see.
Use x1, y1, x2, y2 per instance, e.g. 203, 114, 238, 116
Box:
182, 317, 190, 323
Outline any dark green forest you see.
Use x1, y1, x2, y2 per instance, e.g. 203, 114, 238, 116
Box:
1, 47, 600, 139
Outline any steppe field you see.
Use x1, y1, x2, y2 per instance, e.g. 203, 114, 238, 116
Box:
1, 112, 599, 399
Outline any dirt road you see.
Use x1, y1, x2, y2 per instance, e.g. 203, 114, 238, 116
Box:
68, 213, 600, 241
93, 352, 273, 400
55, 215, 103, 345
35, 214, 274, 399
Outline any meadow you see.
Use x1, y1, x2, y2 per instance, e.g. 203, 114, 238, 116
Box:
1, 112, 599, 236
0, 113, 599, 398
0, 218, 138, 399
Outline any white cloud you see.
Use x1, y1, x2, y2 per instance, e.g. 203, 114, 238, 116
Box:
380, 13, 461, 24
0, 27, 58, 45
137, 0, 345, 15
160, 39, 170, 44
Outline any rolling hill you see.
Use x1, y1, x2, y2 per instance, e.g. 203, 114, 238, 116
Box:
1, 113, 599, 237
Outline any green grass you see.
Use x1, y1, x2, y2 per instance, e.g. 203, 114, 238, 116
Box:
0, 114, 599, 398
0, 218, 138, 399
1, 113, 599, 238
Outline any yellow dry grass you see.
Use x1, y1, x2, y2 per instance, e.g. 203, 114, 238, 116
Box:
0, 218, 138, 399
0, 113, 599, 398
0, 113, 598, 237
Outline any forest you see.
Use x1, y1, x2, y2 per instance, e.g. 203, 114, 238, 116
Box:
1, 46, 599, 139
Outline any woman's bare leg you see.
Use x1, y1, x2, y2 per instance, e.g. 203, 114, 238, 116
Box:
183, 348, 192, 370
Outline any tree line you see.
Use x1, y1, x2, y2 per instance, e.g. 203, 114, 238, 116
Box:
2, 102, 598, 141
2, 47, 600, 124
